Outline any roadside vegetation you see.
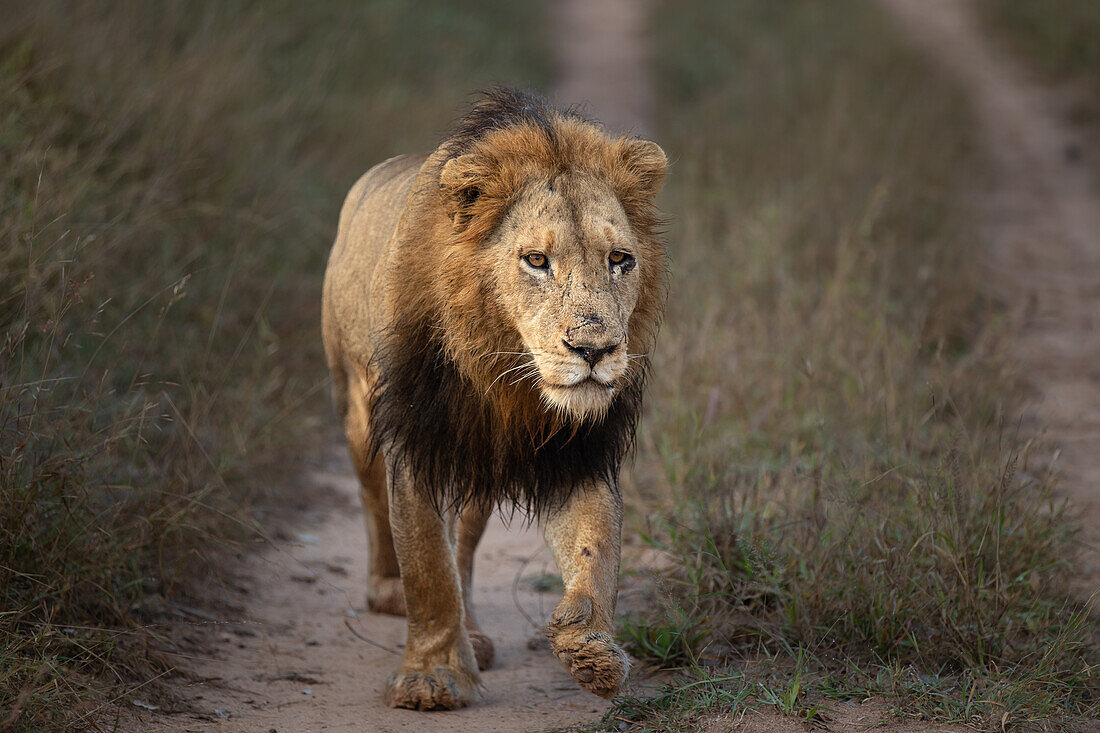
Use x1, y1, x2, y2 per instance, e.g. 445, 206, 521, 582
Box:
0, 2, 547, 728
603, 1, 1098, 730
980, 0, 1100, 103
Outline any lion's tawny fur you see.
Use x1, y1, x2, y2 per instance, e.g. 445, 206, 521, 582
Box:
322, 88, 667, 710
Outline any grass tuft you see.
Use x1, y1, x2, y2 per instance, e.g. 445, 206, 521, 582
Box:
619, 608, 707, 668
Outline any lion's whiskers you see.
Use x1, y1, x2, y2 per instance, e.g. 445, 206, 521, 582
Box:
485, 359, 541, 394
482, 349, 550, 359
508, 365, 543, 387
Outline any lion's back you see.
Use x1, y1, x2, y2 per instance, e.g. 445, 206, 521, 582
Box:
322, 153, 427, 370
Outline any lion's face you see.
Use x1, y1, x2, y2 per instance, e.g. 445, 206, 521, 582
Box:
487, 175, 642, 420
437, 127, 665, 425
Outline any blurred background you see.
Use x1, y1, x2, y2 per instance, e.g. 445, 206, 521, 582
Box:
2, 1, 1098, 730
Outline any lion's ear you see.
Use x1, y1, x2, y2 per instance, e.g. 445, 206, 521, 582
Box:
440, 154, 484, 230
619, 139, 667, 200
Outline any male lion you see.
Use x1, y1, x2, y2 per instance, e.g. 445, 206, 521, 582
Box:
321, 88, 666, 710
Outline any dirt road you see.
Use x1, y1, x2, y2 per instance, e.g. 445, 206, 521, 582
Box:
552, 0, 653, 138
879, 0, 1100, 597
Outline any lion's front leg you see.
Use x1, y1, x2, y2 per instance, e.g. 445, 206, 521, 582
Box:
383, 464, 480, 710
543, 482, 629, 699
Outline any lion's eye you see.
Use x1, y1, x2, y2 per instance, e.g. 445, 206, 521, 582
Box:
609, 250, 634, 267
523, 252, 548, 269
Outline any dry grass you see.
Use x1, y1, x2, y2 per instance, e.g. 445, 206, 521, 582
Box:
605, 1, 1098, 730
980, 0, 1100, 104
0, 2, 547, 728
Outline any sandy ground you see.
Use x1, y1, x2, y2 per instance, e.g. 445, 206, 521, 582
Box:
135, 460, 616, 732
879, 0, 1100, 600
134, 1, 1100, 731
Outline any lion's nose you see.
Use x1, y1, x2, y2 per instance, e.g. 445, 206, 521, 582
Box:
563, 339, 619, 367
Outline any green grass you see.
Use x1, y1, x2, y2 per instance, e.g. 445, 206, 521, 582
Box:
0, 1, 548, 728
619, 608, 706, 668
593, 671, 756, 732
980, 0, 1100, 103
607, 0, 1099, 730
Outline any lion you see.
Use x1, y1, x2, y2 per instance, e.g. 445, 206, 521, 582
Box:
321, 88, 667, 710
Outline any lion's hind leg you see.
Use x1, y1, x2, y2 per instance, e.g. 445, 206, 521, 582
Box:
458, 501, 494, 670
355, 452, 405, 615
344, 367, 405, 616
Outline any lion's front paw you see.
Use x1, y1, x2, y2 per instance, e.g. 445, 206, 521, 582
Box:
547, 594, 630, 698
366, 576, 405, 616
549, 628, 629, 698
383, 665, 477, 710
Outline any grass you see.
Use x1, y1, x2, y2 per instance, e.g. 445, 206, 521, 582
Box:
980, 0, 1100, 105
0, 1, 548, 728
601, 0, 1099, 730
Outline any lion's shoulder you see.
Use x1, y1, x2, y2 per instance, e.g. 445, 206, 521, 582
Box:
339, 153, 427, 237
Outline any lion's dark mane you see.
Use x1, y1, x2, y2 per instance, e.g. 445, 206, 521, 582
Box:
443, 86, 584, 158
367, 319, 645, 516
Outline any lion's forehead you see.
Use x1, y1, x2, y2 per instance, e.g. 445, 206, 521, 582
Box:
511, 177, 633, 253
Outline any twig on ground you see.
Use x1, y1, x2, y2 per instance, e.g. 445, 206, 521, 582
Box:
343, 619, 400, 656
